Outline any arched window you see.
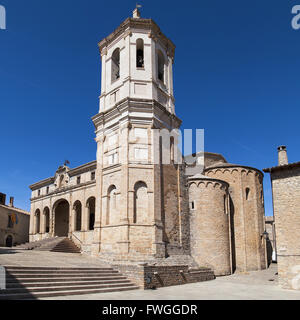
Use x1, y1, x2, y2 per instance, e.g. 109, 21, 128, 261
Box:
86, 197, 95, 231
73, 201, 82, 231
134, 181, 148, 224
111, 48, 120, 82
107, 185, 117, 225
246, 188, 250, 200
136, 39, 144, 68
157, 50, 165, 83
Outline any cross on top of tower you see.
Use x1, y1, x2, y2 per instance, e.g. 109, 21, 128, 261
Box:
133, 4, 142, 18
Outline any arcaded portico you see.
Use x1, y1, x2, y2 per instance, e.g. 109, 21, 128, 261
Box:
30, 162, 97, 252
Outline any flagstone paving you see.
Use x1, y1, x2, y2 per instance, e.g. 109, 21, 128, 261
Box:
1, 248, 300, 300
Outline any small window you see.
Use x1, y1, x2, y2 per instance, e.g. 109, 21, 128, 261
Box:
46, 186, 49, 194
91, 172, 95, 181
111, 48, 120, 82
190, 201, 195, 210
170, 137, 174, 163
77, 176, 81, 185
38, 190, 41, 196
136, 39, 144, 68
246, 188, 250, 200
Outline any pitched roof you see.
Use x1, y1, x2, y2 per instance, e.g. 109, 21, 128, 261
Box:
263, 161, 300, 173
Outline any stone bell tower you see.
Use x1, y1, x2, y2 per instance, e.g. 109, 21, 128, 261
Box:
91, 8, 186, 261
97, 7, 175, 114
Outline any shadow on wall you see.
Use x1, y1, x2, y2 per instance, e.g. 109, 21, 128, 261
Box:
229, 197, 236, 273
266, 238, 273, 267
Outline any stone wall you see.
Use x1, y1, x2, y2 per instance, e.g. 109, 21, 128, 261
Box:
188, 177, 231, 276
265, 216, 276, 265
270, 167, 300, 289
0, 205, 30, 246
113, 263, 215, 289
204, 166, 267, 272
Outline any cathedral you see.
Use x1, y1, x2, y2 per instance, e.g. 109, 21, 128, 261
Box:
29, 8, 267, 280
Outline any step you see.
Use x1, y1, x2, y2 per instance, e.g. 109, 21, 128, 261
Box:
6, 272, 119, 277
7, 279, 131, 288
1, 282, 136, 294
50, 249, 80, 252
6, 270, 118, 275
5, 267, 113, 271
0, 286, 139, 300
6, 276, 127, 283
6, 273, 120, 279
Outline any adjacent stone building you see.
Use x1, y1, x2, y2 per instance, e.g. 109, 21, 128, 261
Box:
265, 216, 276, 265
0, 193, 30, 247
28, 9, 268, 279
264, 146, 300, 290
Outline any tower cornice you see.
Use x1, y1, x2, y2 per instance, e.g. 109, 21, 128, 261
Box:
92, 98, 182, 131
98, 18, 175, 58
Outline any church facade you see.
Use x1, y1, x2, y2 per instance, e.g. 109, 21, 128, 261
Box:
29, 9, 267, 276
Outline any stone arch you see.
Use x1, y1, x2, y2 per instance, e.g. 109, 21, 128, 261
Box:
111, 48, 120, 82
53, 199, 69, 237
214, 182, 220, 189
86, 197, 95, 231
35, 209, 41, 234
73, 200, 82, 231
43, 207, 50, 233
189, 182, 197, 189
133, 181, 148, 224
198, 181, 206, 188
106, 185, 117, 225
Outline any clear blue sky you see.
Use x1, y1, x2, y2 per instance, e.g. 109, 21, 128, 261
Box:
0, 0, 299, 215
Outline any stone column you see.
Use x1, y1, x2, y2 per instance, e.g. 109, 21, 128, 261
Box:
91, 136, 104, 256
29, 206, 35, 241
99, 49, 107, 112
152, 126, 165, 257
50, 206, 55, 237
68, 202, 72, 237
71, 207, 76, 233
40, 211, 45, 235
83, 203, 90, 231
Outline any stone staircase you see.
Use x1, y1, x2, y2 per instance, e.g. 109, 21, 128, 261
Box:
0, 266, 139, 300
41, 238, 80, 254
14, 237, 81, 254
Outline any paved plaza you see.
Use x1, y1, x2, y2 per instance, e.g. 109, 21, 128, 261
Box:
1, 248, 300, 300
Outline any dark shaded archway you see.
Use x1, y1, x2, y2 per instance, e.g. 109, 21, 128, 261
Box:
73, 200, 82, 231
54, 200, 69, 237
86, 197, 95, 231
